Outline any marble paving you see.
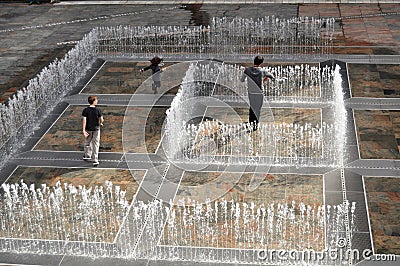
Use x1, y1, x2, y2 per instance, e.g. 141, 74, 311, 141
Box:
176, 171, 323, 206
349, 64, 400, 160
123, 106, 168, 153
34, 105, 168, 154
299, 4, 400, 55
364, 176, 400, 254
348, 61, 400, 256
349, 64, 400, 98
349, 63, 400, 159
82, 61, 180, 95
354, 110, 400, 159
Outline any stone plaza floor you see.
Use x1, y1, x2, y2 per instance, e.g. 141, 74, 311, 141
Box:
0, 1, 400, 266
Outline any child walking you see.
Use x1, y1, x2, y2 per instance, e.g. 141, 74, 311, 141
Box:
82, 95, 104, 167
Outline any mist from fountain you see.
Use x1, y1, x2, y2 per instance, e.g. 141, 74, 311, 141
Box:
195, 62, 336, 105
210, 16, 335, 55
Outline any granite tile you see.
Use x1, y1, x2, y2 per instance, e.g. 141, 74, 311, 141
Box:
34, 105, 125, 152
82, 61, 180, 95
34, 105, 166, 154
364, 176, 400, 254
354, 110, 400, 159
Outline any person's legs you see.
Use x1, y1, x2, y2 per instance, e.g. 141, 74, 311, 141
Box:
83, 131, 94, 160
248, 93, 263, 131
152, 81, 161, 94
91, 130, 100, 164
249, 107, 259, 131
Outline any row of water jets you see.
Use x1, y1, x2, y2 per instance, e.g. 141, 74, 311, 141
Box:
162, 198, 356, 252
96, 16, 335, 57
165, 60, 344, 167
0, 30, 98, 170
0, 181, 128, 243
0, 181, 356, 263
191, 61, 335, 102
175, 121, 339, 166
210, 16, 335, 55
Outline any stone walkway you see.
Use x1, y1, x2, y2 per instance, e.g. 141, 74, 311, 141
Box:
1, 3, 400, 102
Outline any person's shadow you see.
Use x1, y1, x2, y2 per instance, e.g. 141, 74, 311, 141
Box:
183, 4, 210, 26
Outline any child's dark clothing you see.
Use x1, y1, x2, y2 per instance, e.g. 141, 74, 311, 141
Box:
143, 64, 162, 93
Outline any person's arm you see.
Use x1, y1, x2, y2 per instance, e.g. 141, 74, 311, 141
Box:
263, 69, 275, 80
82, 117, 89, 137
140, 65, 151, 73
98, 108, 104, 126
263, 70, 275, 83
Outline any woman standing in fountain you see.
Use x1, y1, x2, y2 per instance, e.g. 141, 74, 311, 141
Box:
240, 55, 274, 131
82, 96, 104, 167
140, 56, 165, 94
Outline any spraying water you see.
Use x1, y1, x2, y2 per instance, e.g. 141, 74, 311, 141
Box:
96, 16, 335, 57
0, 181, 356, 264
164, 61, 346, 167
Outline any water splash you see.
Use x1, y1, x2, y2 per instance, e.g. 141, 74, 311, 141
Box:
0, 180, 128, 242
164, 61, 345, 167
0, 180, 356, 264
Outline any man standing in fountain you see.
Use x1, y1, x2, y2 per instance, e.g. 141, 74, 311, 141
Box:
82, 95, 104, 167
240, 55, 274, 131
140, 56, 165, 94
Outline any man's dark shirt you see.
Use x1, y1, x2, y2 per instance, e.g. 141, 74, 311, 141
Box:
82, 106, 102, 131
143, 64, 162, 82
241, 67, 274, 93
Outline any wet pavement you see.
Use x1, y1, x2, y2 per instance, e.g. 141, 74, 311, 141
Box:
1, 2, 400, 102
0, 2, 400, 266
